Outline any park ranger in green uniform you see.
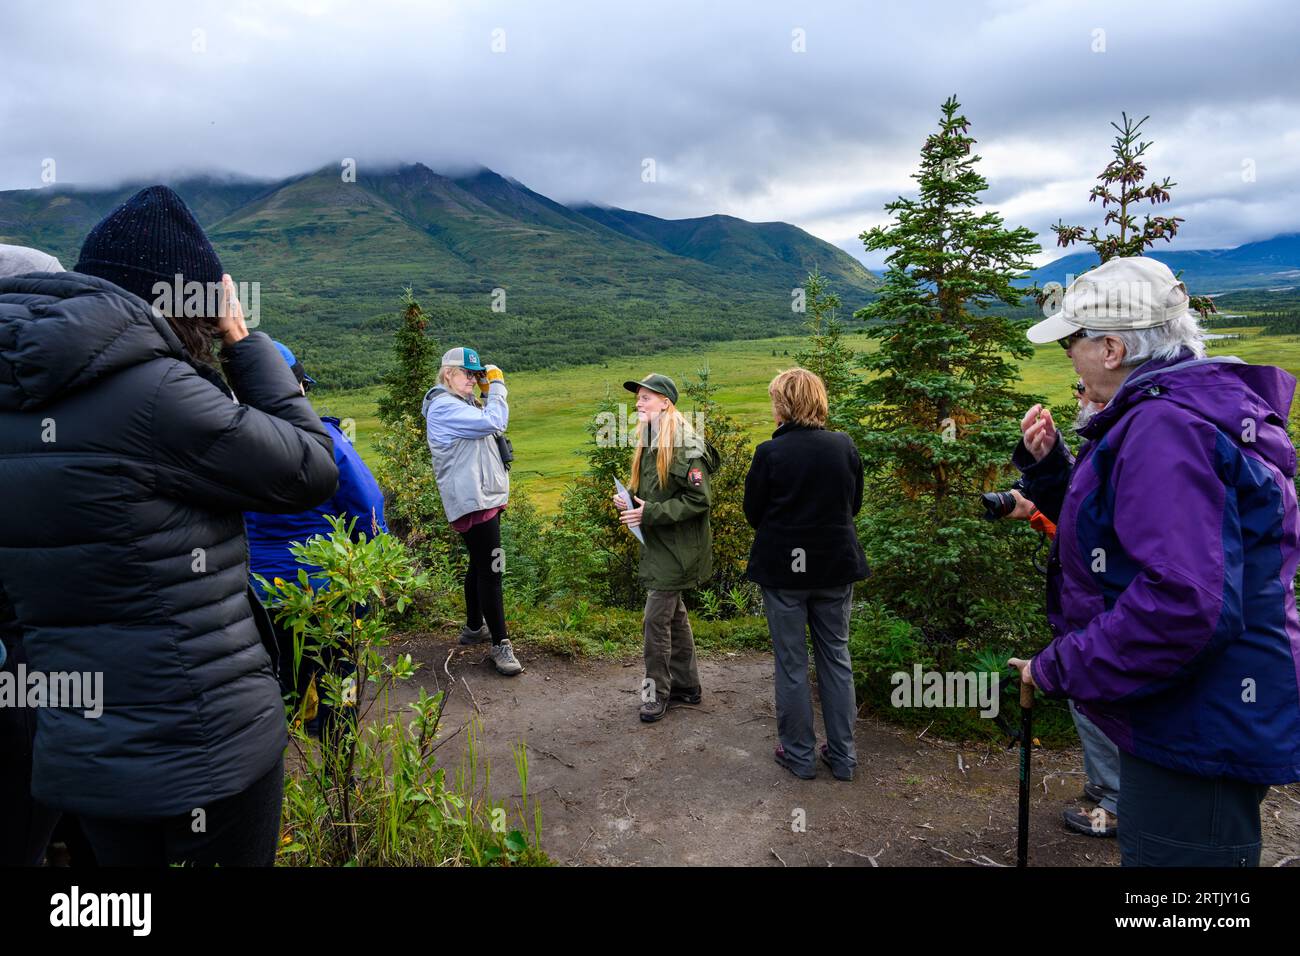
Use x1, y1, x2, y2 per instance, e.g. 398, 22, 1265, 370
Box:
614, 373, 721, 722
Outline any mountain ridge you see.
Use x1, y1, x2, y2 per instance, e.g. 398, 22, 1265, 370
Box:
0, 162, 879, 297
1027, 233, 1300, 293
0, 163, 879, 386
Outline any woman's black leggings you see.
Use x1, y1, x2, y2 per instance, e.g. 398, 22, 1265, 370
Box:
460, 514, 507, 645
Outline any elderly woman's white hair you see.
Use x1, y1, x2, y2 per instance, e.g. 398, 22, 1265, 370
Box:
1083, 308, 1207, 366
439, 364, 469, 387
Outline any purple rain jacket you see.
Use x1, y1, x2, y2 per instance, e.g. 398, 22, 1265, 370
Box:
1015, 349, 1300, 785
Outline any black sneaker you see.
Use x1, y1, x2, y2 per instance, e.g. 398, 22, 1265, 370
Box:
819, 743, 854, 782
639, 699, 668, 722
774, 745, 816, 780
1062, 806, 1117, 838
1081, 781, 1105, 803
668, 687, 702, 705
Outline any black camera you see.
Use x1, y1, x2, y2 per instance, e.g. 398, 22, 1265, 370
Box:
981, 478, 1026, 521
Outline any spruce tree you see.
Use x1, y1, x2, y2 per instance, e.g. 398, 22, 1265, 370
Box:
373, 290, 457, 567
794, 268, 858, 435
376, 288, 439, 430
1052, 112, 1181, 261
850, 95, 1043, 642
1052, 112, 1216, 317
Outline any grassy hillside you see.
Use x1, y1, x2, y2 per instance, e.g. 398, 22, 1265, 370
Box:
572, 203, 878, 295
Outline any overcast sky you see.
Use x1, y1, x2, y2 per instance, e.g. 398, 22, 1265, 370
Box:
2, 0, 1297, 268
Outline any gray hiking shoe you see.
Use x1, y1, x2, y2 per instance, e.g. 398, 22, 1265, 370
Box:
489, 639, 523, 676
458, 623, 491, 645
1062, 806, 1117, 838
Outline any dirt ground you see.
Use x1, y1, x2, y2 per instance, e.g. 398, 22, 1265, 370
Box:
388, 631, 1300, 867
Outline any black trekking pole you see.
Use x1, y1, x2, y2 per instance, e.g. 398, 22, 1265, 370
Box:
1016, 678, 1034, 868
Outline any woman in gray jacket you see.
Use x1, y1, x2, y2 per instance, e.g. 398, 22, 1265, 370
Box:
422, 347, 521, 676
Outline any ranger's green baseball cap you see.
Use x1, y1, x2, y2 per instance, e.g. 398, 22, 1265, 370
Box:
623, 372, 678, 405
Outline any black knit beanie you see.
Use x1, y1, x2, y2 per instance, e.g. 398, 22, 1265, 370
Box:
74, 185, 223, 309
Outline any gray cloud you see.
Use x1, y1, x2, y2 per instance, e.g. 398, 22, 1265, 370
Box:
1, 0, 1296, 266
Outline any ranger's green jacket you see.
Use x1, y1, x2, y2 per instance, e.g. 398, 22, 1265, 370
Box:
634, 438, 720, 591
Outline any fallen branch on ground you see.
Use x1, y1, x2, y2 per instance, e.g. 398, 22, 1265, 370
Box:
527, 744, 577, 769
914, 839, 1007, 867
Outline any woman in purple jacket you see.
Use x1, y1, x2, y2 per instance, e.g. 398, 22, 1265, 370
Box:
1009, 257, 1300, 867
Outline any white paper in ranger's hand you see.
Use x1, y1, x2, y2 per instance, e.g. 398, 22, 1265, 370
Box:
614, 477, 645, 544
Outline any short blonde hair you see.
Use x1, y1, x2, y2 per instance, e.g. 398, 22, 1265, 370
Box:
769, 368, 828, 427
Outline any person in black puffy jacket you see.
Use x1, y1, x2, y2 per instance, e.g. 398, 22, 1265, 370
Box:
0, 187, 338, 866
0, 244, 67, 866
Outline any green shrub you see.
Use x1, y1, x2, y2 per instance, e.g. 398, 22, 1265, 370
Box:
549, 391, 641, 608
680, 365, 754, 604
256, 516, 547, 866
498, 486, 552, 606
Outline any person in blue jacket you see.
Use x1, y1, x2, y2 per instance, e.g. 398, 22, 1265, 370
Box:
246, 342, 388, 730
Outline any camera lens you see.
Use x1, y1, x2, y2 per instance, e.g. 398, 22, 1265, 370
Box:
981, 490, 1017, 520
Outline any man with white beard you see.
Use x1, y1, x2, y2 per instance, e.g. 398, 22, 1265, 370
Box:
1006, 380, 1119, 838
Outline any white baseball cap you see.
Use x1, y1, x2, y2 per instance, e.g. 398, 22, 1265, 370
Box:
1027, 256, 1191, 344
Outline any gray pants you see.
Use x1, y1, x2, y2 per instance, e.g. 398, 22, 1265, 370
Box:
643, 589, 700, 702
762, 584, 857, 776
1070, 700, 1120, 814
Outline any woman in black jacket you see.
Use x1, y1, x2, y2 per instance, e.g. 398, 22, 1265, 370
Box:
743, 368, 868, 782
0, 187, 338, 866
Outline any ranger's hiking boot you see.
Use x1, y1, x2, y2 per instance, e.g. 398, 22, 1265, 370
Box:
489, 639, 523, 676
668, 687, 702, 706
639, 698, 668, 722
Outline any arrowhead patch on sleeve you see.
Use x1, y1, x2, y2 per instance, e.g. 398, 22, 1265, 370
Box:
688, 467, 703, 487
